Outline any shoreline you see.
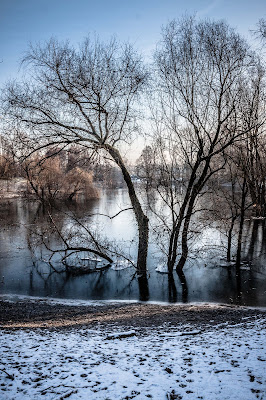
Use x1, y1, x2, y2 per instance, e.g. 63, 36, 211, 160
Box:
2, 293, 266, 309
1, 296, 266, 330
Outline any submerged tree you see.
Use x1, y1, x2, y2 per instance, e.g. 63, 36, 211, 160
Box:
207, 66, 266, 265
242, 70, 266, 218
152, 17, 261, 272
2, 37, 149, 275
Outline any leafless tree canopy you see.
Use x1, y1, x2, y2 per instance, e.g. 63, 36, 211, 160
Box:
2, 36, 150, 274
148, 17, 265, 272
256, 18, 266, 42
3, 37, 147, 148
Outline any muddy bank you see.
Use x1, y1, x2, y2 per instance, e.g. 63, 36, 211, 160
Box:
1, 298, 266, 329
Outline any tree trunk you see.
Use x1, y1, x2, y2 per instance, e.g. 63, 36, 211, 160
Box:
104, 144, 149, 274
175, 151, 214, 272
247, 219, 259, 260
236, 178, 247, 273
176, 185, 199, 272
138, 274, 149, 301
177, 269, 188, 303
167, 150, 202, 272
227, 216, 237, 262
176, 199, 194, 272
168, 272, 177, 303
261, 180, 265, 217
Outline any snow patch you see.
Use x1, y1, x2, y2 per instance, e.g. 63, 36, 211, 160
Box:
0, 319, 265, 399
111, 259, 133, 270
155, 264, 169, 274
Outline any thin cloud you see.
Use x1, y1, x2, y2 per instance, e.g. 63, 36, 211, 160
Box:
197, 0, 223, 17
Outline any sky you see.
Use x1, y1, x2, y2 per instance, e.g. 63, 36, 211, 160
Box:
0, 0, 265, 87
0, 0, 265, 161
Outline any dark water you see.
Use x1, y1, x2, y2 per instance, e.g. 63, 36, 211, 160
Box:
0, 189, 266, 306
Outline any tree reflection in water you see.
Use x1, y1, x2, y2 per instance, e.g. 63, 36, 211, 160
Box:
177, 270, 188, 303
138, 274, 149, 301
168, 273, 177, 303
1, 195, 266, 305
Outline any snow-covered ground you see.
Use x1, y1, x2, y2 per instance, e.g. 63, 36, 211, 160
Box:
0, 318, 266, 399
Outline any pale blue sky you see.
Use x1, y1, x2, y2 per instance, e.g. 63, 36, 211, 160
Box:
0, 0, 265, 85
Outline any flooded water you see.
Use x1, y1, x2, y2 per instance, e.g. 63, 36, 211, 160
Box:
0, 189, 266, 306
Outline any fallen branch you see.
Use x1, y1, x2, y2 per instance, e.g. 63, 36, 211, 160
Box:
178, 330, 202, 336
106, 330, 136, 340
59, 389, 78, 399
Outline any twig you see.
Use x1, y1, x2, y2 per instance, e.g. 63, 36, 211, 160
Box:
91, 207, 133, 220
0, 368, 14, 380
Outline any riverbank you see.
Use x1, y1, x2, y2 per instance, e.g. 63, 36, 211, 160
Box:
1, 298, 266, 399
1, 296, 266, 329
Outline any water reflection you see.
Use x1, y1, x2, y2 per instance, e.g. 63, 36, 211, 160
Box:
167, 273, 177, 303
0, 191, 266, 306
138, 274, 149, 301
177, 271, 188, 303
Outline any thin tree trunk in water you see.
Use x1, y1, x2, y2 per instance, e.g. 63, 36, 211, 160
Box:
167, 230, 176, 273
173, 149, 210, 272
236, 178, 247, 274
247, 219, 259, 260
136, 215, 149, 274
261, 180, 265, 217
227, 216, 237, 262
177, 270, 188, 303
236, 271, 242, 304
167, 153, 202, 272
176, 192, 196, 272
104, 144, 149, 274
260, 220, 266, 257
167, 219, 183, 272
168, 272, 177, 303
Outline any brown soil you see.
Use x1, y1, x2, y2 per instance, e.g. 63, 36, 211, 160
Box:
1, 299, 265, 330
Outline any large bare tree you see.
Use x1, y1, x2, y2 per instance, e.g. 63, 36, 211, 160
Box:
2, 37, 149, 274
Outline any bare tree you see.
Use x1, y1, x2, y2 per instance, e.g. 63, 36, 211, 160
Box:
241, 68, 266, 218
0, 135, 21, 179
136, 145, 157, 189
256, 19, 266, 43
2, 37, 149, 275
22, 151, 99, 204
207, 65, 266, 265
152, 17, 260, 272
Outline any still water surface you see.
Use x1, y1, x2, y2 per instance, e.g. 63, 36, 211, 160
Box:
0, 189, 266, 306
